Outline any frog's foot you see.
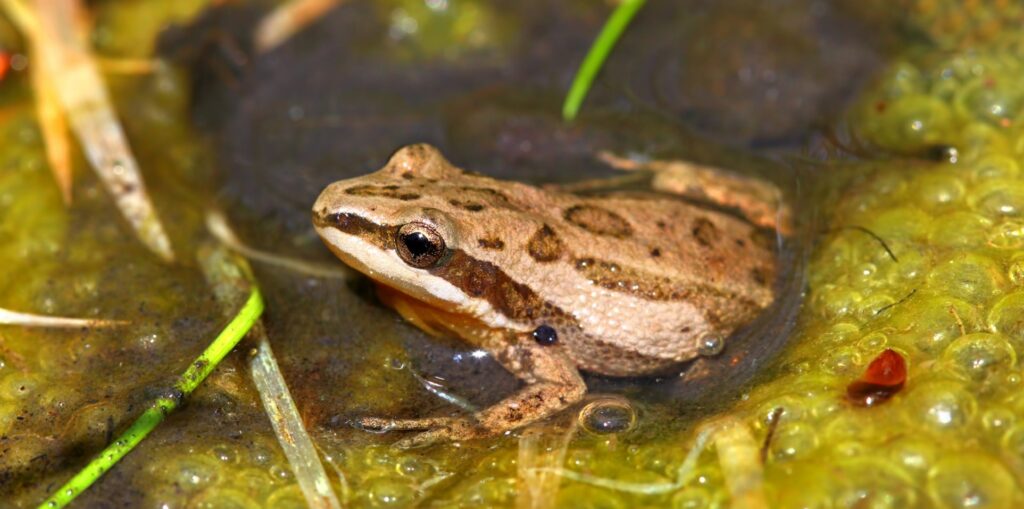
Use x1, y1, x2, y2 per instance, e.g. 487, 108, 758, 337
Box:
596, 151, 792, 235
357, 339, 587, 448
357, 416, 488, 448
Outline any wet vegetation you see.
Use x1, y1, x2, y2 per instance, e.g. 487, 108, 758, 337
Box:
1, 0, 1024, 507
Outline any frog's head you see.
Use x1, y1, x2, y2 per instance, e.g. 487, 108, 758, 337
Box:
312, 144, 520, 327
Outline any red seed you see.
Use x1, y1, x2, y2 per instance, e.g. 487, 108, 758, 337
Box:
846, 349, 907, 407
0, 51, 9, 81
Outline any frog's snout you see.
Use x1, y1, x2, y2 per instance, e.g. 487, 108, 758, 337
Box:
312, 208, 363, 233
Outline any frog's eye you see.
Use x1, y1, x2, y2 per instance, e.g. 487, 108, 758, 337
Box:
396, 222, 446, 268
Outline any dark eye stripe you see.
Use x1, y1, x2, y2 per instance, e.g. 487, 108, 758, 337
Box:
315, 210, 583, 339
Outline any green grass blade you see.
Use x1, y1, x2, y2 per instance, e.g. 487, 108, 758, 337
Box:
37, 288, 265, 509
562, 0, 646, 121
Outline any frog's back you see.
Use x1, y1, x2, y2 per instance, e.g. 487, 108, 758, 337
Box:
509, 191, 779, 376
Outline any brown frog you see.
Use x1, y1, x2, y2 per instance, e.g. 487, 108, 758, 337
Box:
312, 144, 786, 447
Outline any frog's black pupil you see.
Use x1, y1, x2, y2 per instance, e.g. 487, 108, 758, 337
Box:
533, 325, 558, 345
402, 231, 435, 256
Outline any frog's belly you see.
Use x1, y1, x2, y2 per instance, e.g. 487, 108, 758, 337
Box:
570, 337, 689, 377
551, 281, 764, 377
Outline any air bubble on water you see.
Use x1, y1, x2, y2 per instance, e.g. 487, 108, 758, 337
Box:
696, 333, 725, 357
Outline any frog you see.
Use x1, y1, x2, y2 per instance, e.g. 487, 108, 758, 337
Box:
312, 143, 787, 447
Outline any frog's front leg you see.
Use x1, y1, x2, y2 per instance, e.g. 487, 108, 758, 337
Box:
597, 151, 792, 235
359, 336, 586, 448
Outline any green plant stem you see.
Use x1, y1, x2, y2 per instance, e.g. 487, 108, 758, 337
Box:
37, 288, 265, 509
562, 0, 646, 121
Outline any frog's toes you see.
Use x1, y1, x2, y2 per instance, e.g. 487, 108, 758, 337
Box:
356, 415, 449, 432
393, 418, 487, 448
356, 416, 488, 447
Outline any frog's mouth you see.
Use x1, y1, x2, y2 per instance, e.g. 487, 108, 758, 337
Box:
374, 284, 496, 343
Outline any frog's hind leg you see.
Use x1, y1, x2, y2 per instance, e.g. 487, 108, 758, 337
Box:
473, 338, 587, 435
358, 334, 586, 448
545, 171, 652, 194
597, 151, 792, 235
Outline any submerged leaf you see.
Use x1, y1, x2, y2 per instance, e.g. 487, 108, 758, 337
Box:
4, 0, 175, 261
255, 0, 342, 53
202, 244, 343, 509
30, 48, 71, 204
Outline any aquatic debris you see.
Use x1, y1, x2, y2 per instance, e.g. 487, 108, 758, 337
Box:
759, 407, 784, 463
530, 417, 714, 495
255, 0, 342, 53
873, 288, 918, 317
1, 0, 70, 203
529, 415, 767, 505
410, 369, 477, 413
1, 0, 174, 261
36, 256, 264, 508
562, 0, 646, 121
31, 50, 70, 204
0, 307, 123, 328
712, 417, 768, 509
831, 225, 899, 263
0, 50, 10, 80
846, 349, 907, 407
246, 306, 344, 508
201, 244, 342, 508
206, 209, 352, 279
517, 417, 579, 509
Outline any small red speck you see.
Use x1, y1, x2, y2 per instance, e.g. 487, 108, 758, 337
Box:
984, 77, 996, 88
874, 101, 887, 113
846, 349, 907, 407
0, 52, 9, 81
1000, 118, 1012, 128
730, 356, 741, 366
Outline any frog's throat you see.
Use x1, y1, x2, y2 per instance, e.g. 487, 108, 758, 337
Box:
375, 283, 504, 345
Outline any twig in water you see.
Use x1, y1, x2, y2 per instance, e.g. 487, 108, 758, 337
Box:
0, 307, 124, 328
873, 289, 918, 317
759, 407, 784, 464
828, 225, 898, 263
948, 305, 966, 337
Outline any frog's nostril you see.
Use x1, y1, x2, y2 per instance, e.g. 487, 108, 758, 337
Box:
313, 210, 353, 229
